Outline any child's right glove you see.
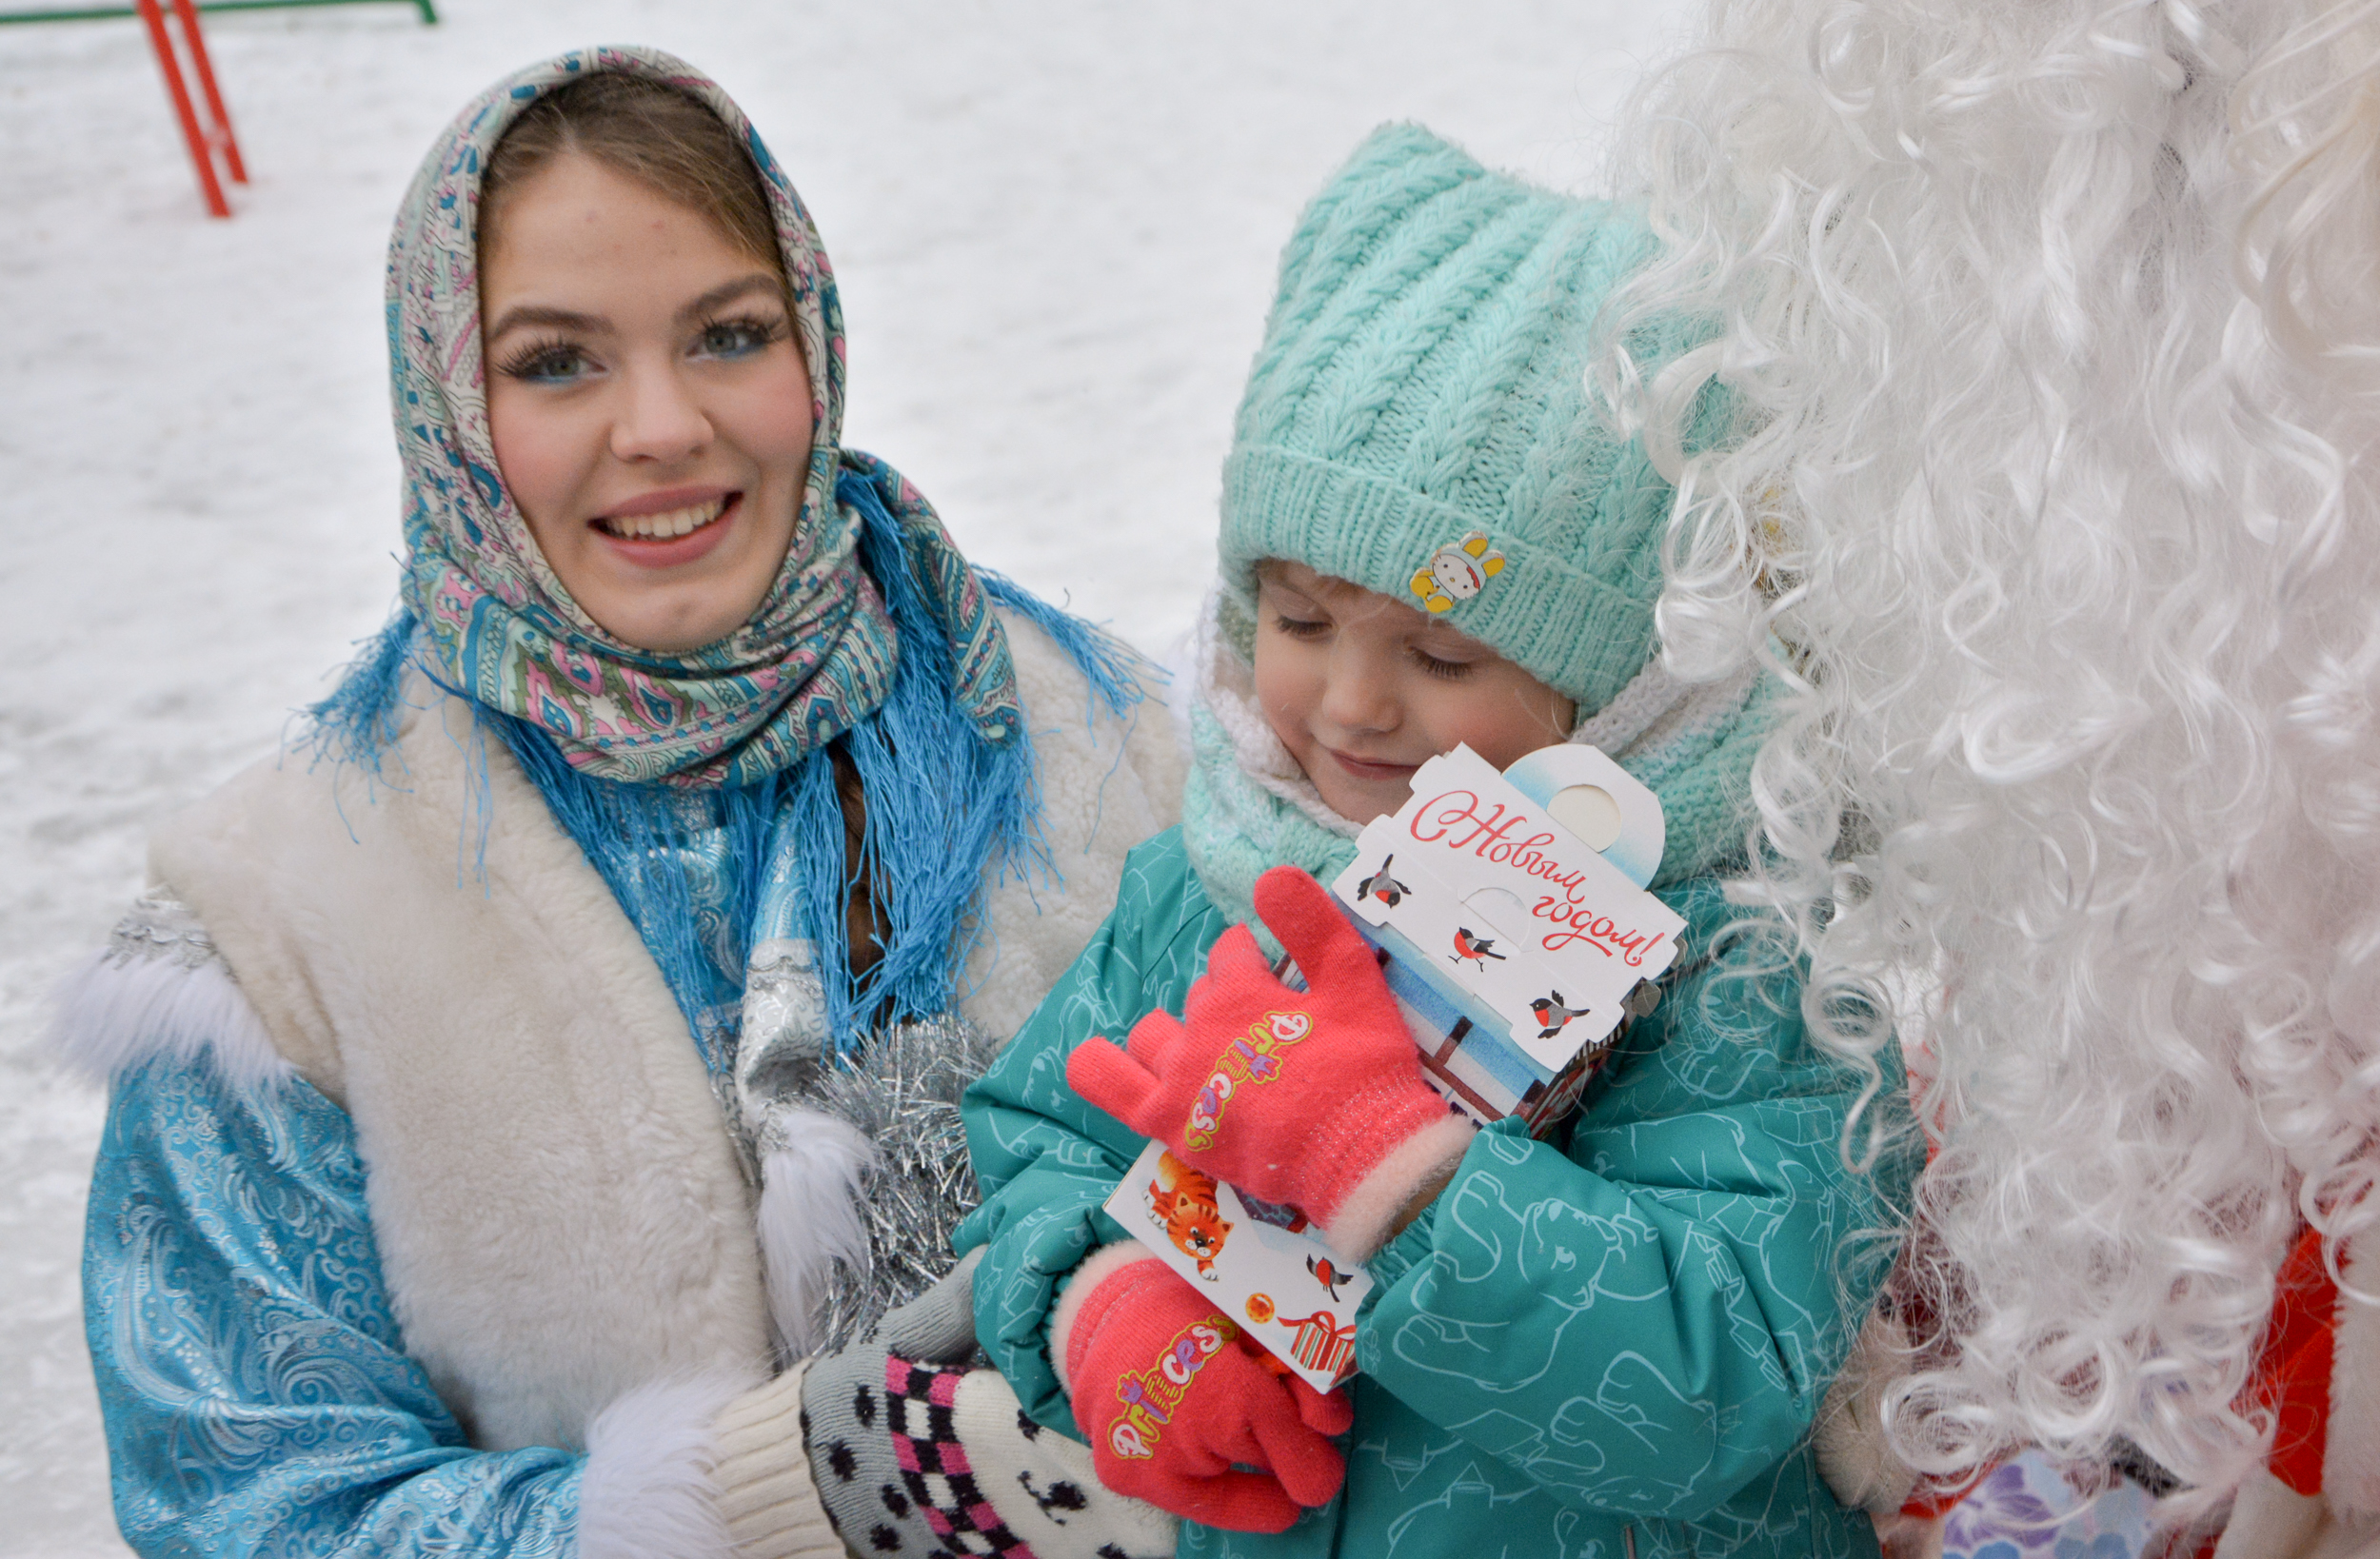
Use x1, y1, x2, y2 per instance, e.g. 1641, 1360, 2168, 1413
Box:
1060, 1252, 1352, 1532
1068, 864, 1475, 1257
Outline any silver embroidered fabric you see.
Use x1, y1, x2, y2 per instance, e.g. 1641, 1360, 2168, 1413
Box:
105, 891, 225, 974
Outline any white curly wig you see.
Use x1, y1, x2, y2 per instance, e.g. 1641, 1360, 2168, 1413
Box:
1595, 0, 2380, 1500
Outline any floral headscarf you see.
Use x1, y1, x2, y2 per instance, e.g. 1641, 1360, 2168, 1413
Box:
384, 45, 1020, 786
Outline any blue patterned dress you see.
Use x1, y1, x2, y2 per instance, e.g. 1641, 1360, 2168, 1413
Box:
82, 803, 748, 1556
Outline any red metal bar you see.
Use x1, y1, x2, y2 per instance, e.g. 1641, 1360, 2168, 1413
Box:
133, 0, 227, 217
164, 0, 244, 184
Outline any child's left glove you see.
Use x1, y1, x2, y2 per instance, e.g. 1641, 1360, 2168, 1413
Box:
1058, 1250, 1353, 1532
1068, 864, 1475, 1257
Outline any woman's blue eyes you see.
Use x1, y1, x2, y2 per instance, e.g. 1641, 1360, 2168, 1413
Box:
496, 315, 786, 384
501, 340, 588, 384
693, 316, 780, 359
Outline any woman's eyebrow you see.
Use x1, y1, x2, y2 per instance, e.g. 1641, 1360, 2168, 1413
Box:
484, 303, 605, 339
676, 274, 783, 324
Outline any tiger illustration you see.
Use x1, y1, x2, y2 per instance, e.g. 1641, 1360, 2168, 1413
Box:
1148, 1150, 1233, 1280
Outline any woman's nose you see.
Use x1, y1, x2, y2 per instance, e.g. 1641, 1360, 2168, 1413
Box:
608, 363, 711, 463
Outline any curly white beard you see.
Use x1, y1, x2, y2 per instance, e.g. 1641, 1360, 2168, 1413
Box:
1597, 0, 2380, 1507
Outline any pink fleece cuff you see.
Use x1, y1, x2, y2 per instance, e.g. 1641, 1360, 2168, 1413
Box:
1048, 1242, 1163, 1396
1318, 1114, 1476, 1263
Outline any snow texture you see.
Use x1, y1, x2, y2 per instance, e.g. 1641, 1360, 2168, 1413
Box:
0, 1, 1686, 1552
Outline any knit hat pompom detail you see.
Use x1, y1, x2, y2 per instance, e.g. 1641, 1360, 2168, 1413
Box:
1218, 122, 1676, 717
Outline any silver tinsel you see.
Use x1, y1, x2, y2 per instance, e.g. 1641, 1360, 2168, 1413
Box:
794, 1012, 1005, 1354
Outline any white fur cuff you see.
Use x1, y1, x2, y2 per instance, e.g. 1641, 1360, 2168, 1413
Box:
580, 1372, 757, 1559
1813, 1308, 1916, 1514
48, 942, 288, 1093
1320, 1115, 1477, 1264
2330, 1235, 2380, 1518
1047, 1242, 1162, 1396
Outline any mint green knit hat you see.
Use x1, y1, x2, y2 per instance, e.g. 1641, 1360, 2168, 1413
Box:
1220, 123, 1676, 717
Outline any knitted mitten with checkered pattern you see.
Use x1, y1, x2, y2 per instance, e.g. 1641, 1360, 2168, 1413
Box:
799, 1249, 1178, 1559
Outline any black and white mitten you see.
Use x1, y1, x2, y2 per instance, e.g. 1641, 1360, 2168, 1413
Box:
799, 1248, 1177, 1559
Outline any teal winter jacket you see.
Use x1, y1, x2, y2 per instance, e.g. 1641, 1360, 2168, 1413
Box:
957, 827, 1918, 1558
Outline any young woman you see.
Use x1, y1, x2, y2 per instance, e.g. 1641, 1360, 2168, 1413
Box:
59, 48, 1180, 1559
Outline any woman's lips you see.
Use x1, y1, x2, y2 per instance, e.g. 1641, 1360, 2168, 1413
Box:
1326, 746, 1419, 783
592, 492, 739, 568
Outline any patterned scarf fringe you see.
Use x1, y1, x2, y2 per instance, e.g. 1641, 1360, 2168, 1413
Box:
304, 610, 418, 780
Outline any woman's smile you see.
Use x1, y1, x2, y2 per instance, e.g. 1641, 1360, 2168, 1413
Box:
591, 486, 739, 566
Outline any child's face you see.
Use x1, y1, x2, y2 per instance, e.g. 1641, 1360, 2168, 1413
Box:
481, 151, 811, 654
1253, 561, 1575, 823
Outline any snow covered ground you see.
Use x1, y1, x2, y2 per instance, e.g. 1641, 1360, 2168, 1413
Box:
0, 1, 1689, 1550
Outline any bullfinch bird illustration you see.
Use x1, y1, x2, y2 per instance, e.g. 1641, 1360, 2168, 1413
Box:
1356, 857, 1410, 909
1449, 927, 1506, 969
1307, 1253, 1353, 1302
1530, 992, 1590, 1040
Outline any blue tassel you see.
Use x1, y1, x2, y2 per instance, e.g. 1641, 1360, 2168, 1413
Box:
303, 609, 415, 774
978, 569, 1147, 729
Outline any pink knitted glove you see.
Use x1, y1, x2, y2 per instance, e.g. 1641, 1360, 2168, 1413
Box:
1069, 865, 1474, 1256
1061, 1254, 1351, 1532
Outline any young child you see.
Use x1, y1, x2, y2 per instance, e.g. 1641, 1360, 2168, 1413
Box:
957, 125, 1920, 1557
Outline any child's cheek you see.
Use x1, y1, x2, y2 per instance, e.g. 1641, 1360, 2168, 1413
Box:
1249, 634, 1318, 755
1434, 673, 1571, 769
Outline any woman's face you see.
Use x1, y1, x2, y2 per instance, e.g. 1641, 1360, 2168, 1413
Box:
481, 151, 811, 654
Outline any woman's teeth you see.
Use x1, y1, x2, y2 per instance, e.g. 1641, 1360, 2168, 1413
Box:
600, 499, 726, 540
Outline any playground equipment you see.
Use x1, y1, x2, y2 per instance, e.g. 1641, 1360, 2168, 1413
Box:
1, 0, 436, 218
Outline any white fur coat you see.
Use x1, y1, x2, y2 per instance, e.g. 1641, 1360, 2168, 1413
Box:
55, 610, 1181, 1458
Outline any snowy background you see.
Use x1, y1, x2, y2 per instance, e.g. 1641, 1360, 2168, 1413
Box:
0, 1, 1689, 1550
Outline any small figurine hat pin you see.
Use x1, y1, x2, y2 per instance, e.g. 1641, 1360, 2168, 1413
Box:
1410, 531, 1506, 614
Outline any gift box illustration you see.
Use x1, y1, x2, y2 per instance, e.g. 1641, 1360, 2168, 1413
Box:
1325, 740, 1684, 1134
1108, 742, 1683, 1390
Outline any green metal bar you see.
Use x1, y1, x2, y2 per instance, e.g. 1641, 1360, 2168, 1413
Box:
0, 0, 432, 24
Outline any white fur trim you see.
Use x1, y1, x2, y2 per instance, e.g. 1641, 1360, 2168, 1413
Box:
1814, 1309, 1917, 1514
47, 944, 289, 1093
1047, 1242, 1161, 1396
1319, 1115, 1476, 1264
755, 1110, 880, 1358
579, 1372, 755, 1559
2331, 1236, 2380, 1518
2217, 1466, 2334, 1559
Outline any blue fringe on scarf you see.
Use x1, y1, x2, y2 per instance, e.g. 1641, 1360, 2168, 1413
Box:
307, 472, 1144, 1065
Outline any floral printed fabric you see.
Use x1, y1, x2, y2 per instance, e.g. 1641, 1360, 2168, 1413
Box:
84, 1054, 582, 1556
387, 48, 1022, 785
1940, 1451, 2154, 1559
